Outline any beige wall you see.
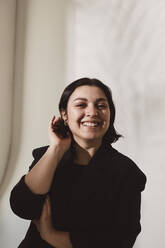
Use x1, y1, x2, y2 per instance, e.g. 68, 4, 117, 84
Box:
67, 1, 165, 248
0, 0, 165, 247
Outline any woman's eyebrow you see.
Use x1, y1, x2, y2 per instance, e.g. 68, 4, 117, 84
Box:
73, 97, 87, 101
96, 98, 107, 102
73, 97, 107, 102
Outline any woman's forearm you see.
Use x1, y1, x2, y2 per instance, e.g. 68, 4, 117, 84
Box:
25, 145, 64, 194
45, 230, 73, 248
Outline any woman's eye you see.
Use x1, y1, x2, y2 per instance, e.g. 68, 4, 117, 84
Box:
97, 105, 107, 109
75, 103, 108, 109
76, 104, 86, 107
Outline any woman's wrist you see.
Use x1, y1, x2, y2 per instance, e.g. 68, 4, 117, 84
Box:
47, 145, 65, 162
42, 228, 54, 246
42, 229, 73, 248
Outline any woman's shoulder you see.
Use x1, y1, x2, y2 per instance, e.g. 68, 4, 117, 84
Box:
115, 150, 144, 173
27, 145, 50, 171
32, 145, 50, 158
106, 146, 147, 191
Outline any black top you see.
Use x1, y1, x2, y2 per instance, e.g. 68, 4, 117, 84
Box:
10, 142, 147, 248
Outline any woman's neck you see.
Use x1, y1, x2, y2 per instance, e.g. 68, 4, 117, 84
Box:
72, 139, 102, 165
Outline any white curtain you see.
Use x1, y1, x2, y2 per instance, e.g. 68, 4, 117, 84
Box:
0, 0, 67, 194
0, 0, 16, 191
0, 0, 67, 247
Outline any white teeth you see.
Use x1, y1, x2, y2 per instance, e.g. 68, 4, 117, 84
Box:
81, 122, 99, 127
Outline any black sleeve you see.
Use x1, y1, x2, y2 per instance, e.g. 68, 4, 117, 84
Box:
69, 168, 147, 248
9, 146, 49, 220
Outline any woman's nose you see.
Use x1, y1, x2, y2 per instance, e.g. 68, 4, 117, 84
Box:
86, 105, 98, 116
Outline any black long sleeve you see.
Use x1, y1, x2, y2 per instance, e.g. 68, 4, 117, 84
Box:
10, 148, 48, 220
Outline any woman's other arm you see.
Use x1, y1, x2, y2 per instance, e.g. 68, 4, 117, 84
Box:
33, 196, 73, 248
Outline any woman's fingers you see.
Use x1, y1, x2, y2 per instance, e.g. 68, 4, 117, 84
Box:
41, 196, 51, 219
53, 116, 61, 126
46, 196, 51, 217
49, 115, 61, 131
38, 197, 47, 222
32, 196, 51, 234
49, 115, 55, 129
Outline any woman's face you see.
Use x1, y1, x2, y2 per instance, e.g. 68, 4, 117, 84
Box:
63, 85, 110, 146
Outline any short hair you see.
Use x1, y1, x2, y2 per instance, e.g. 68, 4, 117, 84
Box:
59, 77, 123, 144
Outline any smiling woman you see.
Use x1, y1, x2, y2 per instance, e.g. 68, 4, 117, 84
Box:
59, 78, 122, 145
10, 77, 147, 248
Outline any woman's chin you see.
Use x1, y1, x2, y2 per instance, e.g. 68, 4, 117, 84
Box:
79, 134, 103, 144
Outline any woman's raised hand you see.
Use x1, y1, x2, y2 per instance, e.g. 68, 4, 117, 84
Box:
48, 115, 71, 153
24, 116, 71, 195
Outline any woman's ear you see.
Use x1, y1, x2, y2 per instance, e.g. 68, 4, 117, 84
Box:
60, 109, 68, 122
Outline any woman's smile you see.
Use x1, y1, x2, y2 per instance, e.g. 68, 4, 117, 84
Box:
80, 120, 102, 127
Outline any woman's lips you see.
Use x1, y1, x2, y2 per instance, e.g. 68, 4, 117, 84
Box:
80, 121, 102, 127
